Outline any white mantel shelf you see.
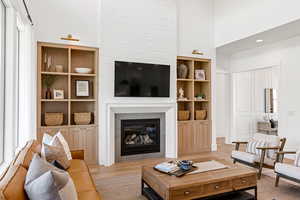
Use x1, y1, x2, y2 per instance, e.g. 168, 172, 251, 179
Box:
101, 102, 177, 166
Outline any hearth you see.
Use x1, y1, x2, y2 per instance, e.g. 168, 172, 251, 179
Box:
121, 119, 160, 156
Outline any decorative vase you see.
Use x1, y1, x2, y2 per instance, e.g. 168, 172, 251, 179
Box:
177, 63, 188, 79
45, 88, 52, 99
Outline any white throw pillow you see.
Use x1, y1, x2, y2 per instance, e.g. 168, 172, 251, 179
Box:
51, 132, 72, 160
42, 131, 72, 161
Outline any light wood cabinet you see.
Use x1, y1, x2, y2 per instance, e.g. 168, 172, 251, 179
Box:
177, 56, 212, 156
178, 120, 211, 156
37, 42, 99, 164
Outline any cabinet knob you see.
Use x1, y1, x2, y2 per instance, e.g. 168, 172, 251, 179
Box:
184, 191, 190, 195
215, 185, 220, 189
242, 180, 247, 184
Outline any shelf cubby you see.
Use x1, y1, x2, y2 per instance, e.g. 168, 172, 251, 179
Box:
71, 49, 96, 73
71, 76, 95, 100
177, 59, 194, 79
41, 101, 69, 126
70, 101, 95, 125
194, 81, 210, 101
41, 46, 69, 73
194, 60, 210, 80
41, 74, 69, 99
177, 80, 193, 101
178, 101, 194, 121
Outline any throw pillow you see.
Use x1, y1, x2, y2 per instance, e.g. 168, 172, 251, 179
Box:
246, 140, 266, 156
51, 131, 72, 160
42, 131, 72, 160
43, 137, 70, 170
25, 154, 78, 200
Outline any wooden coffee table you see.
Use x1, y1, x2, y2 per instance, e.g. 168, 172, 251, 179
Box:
141, 158, 257, 200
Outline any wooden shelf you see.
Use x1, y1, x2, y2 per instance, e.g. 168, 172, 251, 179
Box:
177, 99, 193, 102
70, 99, 96, 102
70, 73, 96, 77
41, 99, 69, 102
194, 99, 209, 102
194, 80, 210, 82
177, 79, 193, 82
41, 72, 68, 76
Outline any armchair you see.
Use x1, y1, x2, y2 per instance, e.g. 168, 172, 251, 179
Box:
231, 133, 286, 179
274, 151, 300, 187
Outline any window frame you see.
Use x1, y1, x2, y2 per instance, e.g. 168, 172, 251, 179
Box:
0, 0, 6, 165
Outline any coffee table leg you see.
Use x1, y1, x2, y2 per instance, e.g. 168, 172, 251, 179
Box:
254, 186, 257, 200
141, 179, 145, 195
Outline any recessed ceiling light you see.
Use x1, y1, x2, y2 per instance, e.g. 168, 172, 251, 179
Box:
256, 39, 263, 43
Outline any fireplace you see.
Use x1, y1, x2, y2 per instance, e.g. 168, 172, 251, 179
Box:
121, 119, 160, 156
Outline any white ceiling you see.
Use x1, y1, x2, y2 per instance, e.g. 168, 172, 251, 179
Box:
217, 19, 300, 55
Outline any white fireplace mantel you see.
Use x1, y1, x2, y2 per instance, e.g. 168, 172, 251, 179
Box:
101, 102, 177, 166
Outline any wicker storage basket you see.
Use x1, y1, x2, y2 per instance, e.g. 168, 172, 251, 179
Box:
195, 110, 207, 120
45, 113, 63, 126
74, 112, 91, 125
178, 111, 190, 121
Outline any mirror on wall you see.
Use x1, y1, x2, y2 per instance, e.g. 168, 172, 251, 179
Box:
265, 88, 277, 113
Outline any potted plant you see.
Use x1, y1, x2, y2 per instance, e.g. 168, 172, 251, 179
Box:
43, 75, 56, 99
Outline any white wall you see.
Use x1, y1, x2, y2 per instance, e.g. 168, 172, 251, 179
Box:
29, 0, 100, 47
28, 0, 217, 164
216, 72, 230, 142
177, 0, 215, 58
214, 0, 300, 47
226, 35, 300, 152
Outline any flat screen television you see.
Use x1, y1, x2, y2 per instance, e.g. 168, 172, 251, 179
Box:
114, 61, 170, 97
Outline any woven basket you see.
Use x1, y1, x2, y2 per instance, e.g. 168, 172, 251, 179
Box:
195, 110, 207, 120
178, 111, 190, 121
74, 112, 91, 125
45, 113, 63, 126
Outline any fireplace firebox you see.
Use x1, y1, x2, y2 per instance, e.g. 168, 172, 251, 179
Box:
121, 119, 160, 156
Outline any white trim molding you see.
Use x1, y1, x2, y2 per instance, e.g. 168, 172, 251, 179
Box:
101, 102, 177, 166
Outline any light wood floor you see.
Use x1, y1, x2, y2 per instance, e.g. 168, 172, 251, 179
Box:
89, 140, 300, 200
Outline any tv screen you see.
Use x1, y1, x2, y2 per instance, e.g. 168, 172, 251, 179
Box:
114, 61, 170, 97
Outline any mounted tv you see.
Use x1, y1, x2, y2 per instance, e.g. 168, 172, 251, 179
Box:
114, 61, 170, 97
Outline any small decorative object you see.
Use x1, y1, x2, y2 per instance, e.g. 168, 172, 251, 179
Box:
177, 63, 188, 79
195, 110, 207, 120
47, 55, 53, 72
178, 111, 190, 121
55, 65, 64, 72
45, 112, 63, 126
195, 69, 205, 80
43, 75, 56, 99
177, 160, 193, 171
74, 112, 91, 125
178, 87, 185, 100
53, 89, 64, 99
192, 49, 204, 55
76, 80, 90, 97
75, 67, 92, 74
195, 93, 206, 100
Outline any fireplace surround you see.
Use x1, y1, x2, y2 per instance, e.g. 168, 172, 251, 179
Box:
121, 118, 161, 156
101, 103, 177, 166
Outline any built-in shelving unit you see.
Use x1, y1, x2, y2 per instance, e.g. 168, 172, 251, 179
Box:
177, 56, 212, 156
37, 42, 99, 164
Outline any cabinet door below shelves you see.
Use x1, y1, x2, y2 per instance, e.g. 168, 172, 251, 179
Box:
193, 121, 211, 152
178, 121, 194, 156
69, 127, 98, 164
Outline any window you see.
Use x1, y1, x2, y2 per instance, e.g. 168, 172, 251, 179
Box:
14, 26, 20, 152
0, 0, 6, 164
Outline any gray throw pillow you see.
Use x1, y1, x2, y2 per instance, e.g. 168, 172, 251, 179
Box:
25, 154, 78, 200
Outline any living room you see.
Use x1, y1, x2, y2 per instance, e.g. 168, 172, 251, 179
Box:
1, 0, 300, 199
